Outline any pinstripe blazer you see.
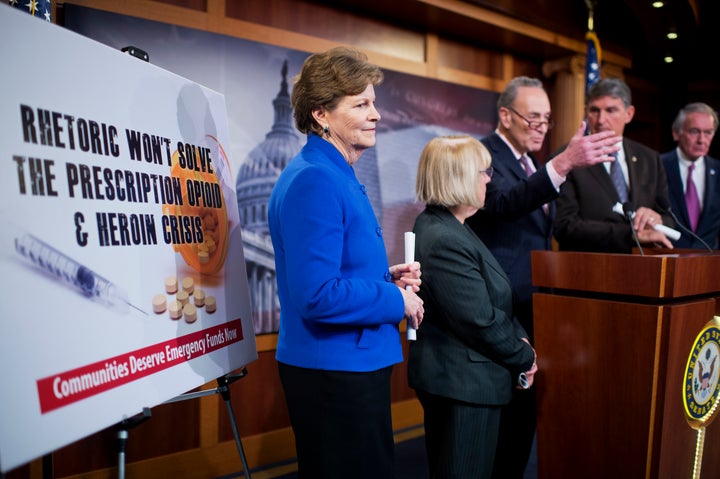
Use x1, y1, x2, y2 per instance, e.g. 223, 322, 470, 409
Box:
408, 205, 535, 406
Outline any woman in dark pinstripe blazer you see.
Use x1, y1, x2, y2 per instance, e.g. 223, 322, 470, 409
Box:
409, 135, 537, 478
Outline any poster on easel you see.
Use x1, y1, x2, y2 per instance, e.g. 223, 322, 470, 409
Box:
0, 5, 257, 473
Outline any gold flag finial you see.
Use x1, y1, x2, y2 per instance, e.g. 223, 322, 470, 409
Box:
584, 0, 596, 32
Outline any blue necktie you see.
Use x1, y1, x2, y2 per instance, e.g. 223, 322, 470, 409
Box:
609, 152, 628, 203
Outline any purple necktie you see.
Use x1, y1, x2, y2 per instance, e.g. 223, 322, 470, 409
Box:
519, 154, 533, 177
686, 162, 701, 231
520, 155, 549, 214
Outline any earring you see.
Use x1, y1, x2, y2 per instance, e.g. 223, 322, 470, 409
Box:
323, 125, 329, 135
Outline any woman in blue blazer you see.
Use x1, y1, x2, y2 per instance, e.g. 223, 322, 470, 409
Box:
409, 135, 537, 478
268, 47, 424, 479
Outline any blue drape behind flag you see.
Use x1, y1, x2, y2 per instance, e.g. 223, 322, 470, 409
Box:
585, 31, 601, 94
9, 0, 52, 21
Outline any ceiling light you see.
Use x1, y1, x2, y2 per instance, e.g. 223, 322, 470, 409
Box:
664, 56, 674, 63
667, 32, 678, 40
652, 1, 664, 8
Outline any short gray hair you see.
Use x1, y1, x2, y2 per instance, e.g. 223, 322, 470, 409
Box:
497, 76, 544, 110
672, 102, 719, 134
586, 77, 632, 107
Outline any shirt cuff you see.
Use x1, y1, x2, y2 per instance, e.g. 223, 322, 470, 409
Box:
546, 159, 566, 191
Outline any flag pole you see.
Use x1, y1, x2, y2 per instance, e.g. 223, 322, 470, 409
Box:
584, 0, 602, 96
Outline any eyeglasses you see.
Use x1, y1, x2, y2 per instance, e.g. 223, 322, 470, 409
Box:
479, 166, 494, 179
507, 107, 555, 131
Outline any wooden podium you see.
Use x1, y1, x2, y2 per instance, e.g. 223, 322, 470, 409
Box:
531, 251, 720, 479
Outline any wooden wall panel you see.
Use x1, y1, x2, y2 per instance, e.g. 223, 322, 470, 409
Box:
226, 0, 426, 62
155, 0, 205, 11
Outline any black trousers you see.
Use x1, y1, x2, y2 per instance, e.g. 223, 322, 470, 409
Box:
492, 387, 536, 479
278, 362, 395, 479
417, 389, 501, 479
493, 299, 536, 479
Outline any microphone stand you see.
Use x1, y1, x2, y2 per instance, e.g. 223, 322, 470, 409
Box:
614, 202, 644, 255
625, 212, 645, 255
661, 206, 713, 252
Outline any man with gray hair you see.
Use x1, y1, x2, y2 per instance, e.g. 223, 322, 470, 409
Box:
554, 77, 674, 252
660, 102, 720, 249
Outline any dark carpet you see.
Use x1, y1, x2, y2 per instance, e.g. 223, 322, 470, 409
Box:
223, 432, 538, 478
271, 434, 428, 479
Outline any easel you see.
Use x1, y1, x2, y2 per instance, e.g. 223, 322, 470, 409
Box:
111, 369, 252, 479
160, 369, 253, 479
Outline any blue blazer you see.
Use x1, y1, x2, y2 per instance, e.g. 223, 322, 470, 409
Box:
468, 132, 557, 307
268, 134, 404, 372
409, 205, 535, 406
660, 151, 720, 249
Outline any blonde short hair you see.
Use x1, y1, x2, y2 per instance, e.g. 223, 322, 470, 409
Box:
415, 135, 491, 209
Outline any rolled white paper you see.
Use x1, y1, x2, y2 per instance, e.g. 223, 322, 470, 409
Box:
612, 202, 681, 241
654, 223, 681, 241
404, 231, 417, 341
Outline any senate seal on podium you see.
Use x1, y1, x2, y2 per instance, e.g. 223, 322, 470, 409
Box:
683, 316, 720, 429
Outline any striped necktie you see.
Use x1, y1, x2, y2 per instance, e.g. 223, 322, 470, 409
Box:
609, 152, 628, 203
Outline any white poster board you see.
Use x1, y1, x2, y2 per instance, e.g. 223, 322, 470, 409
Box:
0, 6, 257, 473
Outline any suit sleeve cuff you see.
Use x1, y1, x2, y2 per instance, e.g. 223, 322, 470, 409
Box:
546, 159, 566, 191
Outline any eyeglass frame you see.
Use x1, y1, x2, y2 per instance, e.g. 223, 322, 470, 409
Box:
506, 106, 555, 131
479, 166, 494, 179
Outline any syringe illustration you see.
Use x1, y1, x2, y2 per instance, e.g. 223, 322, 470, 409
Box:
14, 234, 147, 315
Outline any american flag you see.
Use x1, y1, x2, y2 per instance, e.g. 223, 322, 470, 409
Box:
585, 30, 601, 94
8, 0, 52, 22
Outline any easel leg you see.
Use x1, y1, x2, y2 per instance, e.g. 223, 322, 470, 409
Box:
116, 430, 128, 479
114, 408, 151, 479
42, 453, 53, 479
217, 374, 252, 479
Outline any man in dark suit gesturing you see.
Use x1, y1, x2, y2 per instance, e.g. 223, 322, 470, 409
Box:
467, 76, 621, 479
660, 102, 720, 249
555, 77, 674, 253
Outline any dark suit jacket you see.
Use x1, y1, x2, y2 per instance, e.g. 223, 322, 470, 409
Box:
554, 137, 673, 253
660, 150, 720, 249
467, 133, 557, 329
408, 205, 535, 406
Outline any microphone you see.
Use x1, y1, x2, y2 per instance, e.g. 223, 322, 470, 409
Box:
612, 202, 681, 241
655, 197, 713, 252
621, 202, 644, 255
